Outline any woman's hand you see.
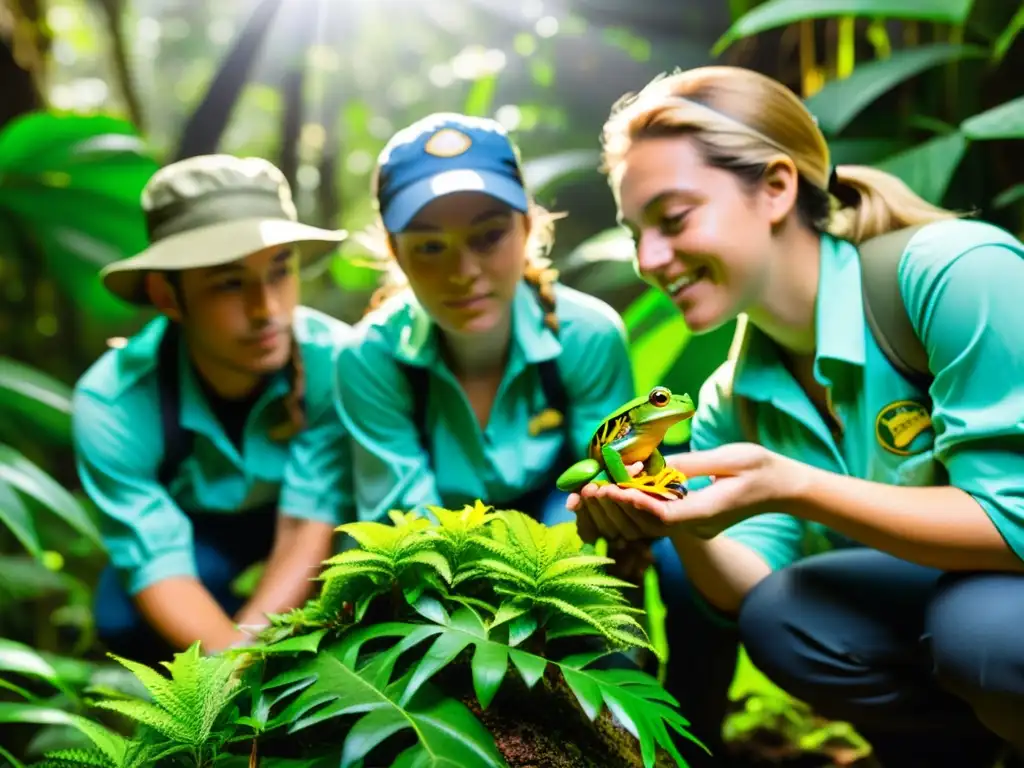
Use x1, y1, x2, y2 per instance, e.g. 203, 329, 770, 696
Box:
567, 443, 807, 540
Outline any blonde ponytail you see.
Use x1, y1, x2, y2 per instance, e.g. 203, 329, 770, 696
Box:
827, 164, 961, 245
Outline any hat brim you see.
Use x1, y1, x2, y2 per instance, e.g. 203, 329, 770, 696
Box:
100, 217, 348, 305
381, 169, 529, 233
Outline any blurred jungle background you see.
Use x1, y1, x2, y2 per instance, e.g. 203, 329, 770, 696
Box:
1, 0, 1022, 765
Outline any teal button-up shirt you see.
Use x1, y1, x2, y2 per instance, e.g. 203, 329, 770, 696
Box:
690, 220, 1024, 571
333, 280, 636, 522
72, 306, 354, 595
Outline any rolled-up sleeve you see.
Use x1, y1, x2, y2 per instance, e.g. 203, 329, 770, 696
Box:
332, 329, 442, 523
71, 389, 196, 595
279, 392, 353, 526
900, 231, 1024, 562
689, 365, 807, 572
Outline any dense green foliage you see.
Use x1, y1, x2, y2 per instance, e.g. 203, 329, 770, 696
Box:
4, 505, 704, 768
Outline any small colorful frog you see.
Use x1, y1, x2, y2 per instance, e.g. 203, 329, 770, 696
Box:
556, 386, 695, 500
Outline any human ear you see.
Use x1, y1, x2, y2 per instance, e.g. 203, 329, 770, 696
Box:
145, 272, 183, 321
761, 156, 800, 226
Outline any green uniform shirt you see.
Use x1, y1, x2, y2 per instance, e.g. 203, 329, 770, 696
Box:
690, 220, 1024, 571
334, 280, 636, 521
72, 306, 354, 595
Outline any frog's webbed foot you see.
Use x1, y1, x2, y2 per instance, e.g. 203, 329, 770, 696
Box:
615, 467, 689, 500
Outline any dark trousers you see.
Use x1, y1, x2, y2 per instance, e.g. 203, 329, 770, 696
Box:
733, 548, 1024, 767
93, 506, 276, 667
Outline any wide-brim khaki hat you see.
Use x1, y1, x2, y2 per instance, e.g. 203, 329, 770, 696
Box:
101, 154, 348, 305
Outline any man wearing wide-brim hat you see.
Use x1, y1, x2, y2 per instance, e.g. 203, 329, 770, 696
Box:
71, 154, 354, 662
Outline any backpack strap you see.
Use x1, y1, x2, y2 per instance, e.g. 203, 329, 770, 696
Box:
155, 323, 195, 487
723, 315, 760, 444
536, 358, 568, 420
397, 362, 431, 457
729, 225, 935, 445
857, 225, 933, 393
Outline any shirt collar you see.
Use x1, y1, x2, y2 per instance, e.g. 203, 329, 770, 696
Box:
732, 232, 866, 399
393, 280, 562, 369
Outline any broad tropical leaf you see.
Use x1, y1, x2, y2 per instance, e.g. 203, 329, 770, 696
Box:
558, 655, 709, 768
0, 703, 127, 766
0, 445, 103, 551
805, 44, 988, 135
0, 638, 76, 699
262, 628, 507, 768
873, 132, 968, 204
334, 612, 699, 768
828, 138, 910, 166
960, 96, 1024, 141
522, 148, 601, 199
712, 0, 975, 55
0, 357, 73, 444
0, 111, 157, 322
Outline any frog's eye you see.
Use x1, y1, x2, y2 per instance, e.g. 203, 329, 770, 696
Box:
648, 387, 671, 407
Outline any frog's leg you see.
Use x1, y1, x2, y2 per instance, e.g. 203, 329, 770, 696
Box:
619, 449, 689, 499
601, 444, 633, 485
556, 459, 606, 493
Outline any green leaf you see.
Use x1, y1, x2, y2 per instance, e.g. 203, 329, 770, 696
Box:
805, 43, 988, 135
993, 183, 1024, 210
873, 132, 968, 204
0, 357, 73, 444
0, 111, 157, 323
93, 643, 244, 748
712, 0, 975, 55
0, 703, 127, 765
630, 315, 692, 401
960, 96, 1024, 140
559, 666, 707, 768
262, 632, 506, 768
463, 75, 497, 118
828, 138, 912, 166
0, 638, 75, 699
0, 445, 103, 549
0, 472, 41, 557
992, 4, 1024, 64
31, 747, 115, 768
470, 641, 509, 710
508, 648, 546, 688
521, 149, 600, 200
238, 628, 328, 657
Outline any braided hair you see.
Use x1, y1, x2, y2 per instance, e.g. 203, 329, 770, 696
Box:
267, 334, 306, 441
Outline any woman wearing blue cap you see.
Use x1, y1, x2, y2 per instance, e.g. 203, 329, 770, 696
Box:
570, 66, 1024, 768
333, 113, 635, 527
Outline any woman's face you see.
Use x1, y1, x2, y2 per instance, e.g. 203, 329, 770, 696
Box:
392, 191, 529, 336
615, 135, 785, 334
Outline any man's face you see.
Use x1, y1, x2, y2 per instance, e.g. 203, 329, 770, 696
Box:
155, 246, 300, 381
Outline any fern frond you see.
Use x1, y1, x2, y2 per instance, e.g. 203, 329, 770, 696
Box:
321, 549, 392, 568
401, 549, 453, 584
33, 749, 114, 768
94, 644, 244, 750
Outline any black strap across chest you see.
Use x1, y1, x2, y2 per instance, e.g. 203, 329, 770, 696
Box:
153, 324, 302, 489
397, 278, 569, 458
156, 323, 194, 488
398, 357, 568, 454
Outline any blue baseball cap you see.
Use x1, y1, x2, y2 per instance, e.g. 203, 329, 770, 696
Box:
375, 112, 529, 233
